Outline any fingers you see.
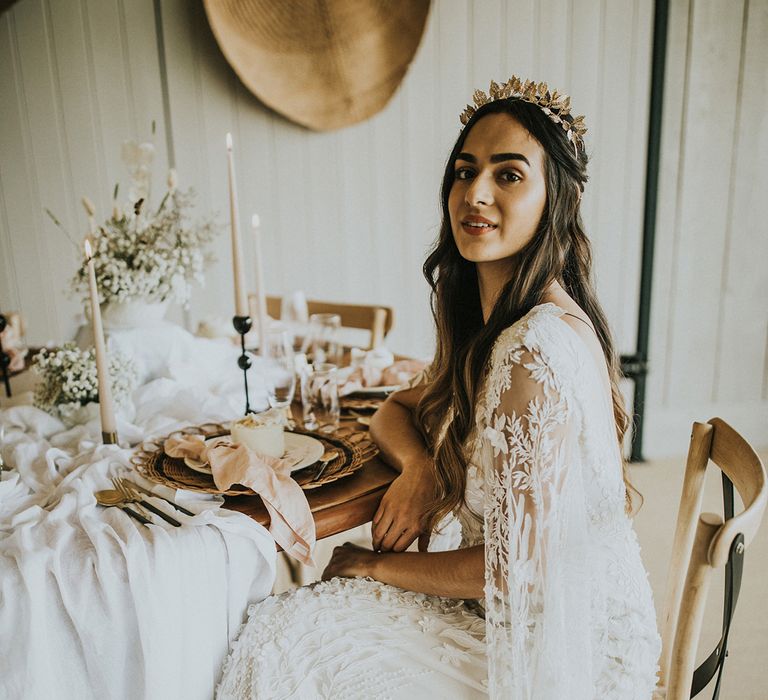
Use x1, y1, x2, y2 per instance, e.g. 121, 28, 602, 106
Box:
371, 514, 392, 551
379, 523, 409, 552
372, 503, 384, 527
391, 529, 418, 552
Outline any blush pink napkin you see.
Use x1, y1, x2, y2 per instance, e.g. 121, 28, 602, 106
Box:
164, 434, 316, 566
338, 359, 428, 396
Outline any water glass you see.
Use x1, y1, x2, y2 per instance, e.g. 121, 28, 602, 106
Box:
303, 313, 342, 366
280, 290, 309, 352
262, 327, 296, 410
301, 362, 340, 433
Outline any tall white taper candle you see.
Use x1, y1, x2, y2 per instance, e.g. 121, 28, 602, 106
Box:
226, 133, 248, 316
84, 238, 117, 441
251, 214, 269, 356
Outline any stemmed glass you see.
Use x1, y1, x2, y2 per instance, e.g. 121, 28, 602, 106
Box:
262, 327, 296, 423
302, 313, 342, 366
280, 291, 309, 353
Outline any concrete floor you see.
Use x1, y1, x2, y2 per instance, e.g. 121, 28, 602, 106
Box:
631, 449, 768, 700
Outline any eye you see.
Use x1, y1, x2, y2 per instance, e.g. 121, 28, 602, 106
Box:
454, 166, 475, 181
499, 170, 521, 183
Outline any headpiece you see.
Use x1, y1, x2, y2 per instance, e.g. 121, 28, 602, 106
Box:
459, 76, 587, 156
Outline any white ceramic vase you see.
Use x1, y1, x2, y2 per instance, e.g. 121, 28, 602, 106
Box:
57, 401, 101, 428
100, 300, 168, 331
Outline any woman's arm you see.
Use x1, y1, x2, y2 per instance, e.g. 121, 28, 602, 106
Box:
369, 384, 429, 476
369, 386, 437, 551
322, 543, 485, 600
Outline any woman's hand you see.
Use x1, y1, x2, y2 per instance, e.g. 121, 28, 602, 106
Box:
321, 542, 377, 580
371, 469, 434, 553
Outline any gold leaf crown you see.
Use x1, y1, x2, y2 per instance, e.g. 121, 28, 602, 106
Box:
459, 76, 587, 155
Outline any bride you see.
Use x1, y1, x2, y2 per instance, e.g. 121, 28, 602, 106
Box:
217, 76, 660, 699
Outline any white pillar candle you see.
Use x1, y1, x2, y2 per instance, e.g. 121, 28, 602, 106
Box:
226, 133, 248, 317
251, 214, 269, 356
84, 238, 117, 439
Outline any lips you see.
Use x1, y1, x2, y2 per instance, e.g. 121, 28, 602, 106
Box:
461, 215, 498, 236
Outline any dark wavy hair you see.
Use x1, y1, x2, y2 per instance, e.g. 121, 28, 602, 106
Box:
415, 97, 636, 532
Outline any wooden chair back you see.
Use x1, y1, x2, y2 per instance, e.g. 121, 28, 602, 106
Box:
658, 418, 767, 699
251, 295, 394, 350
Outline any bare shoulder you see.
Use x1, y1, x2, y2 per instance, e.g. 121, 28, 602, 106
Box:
540, 292, 605, 368
386, 382, 427, 411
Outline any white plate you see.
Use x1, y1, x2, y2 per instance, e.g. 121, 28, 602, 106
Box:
184, 433, 325, 475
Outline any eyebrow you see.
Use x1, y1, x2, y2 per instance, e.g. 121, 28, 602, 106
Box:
456, 152, 531, 167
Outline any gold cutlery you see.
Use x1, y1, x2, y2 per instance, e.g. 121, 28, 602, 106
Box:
123, 479, 195, 517
112, 477, 182, 527
346, 411, 371, 426
313, 449, 340, 482
95, 489, 152, 525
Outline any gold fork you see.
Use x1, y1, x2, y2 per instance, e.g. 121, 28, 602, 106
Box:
112, 477, 182, 527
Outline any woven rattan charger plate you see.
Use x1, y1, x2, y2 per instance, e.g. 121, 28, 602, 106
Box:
130, 422, 378, 496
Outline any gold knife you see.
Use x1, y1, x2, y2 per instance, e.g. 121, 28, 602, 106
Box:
126, 480, 195, 517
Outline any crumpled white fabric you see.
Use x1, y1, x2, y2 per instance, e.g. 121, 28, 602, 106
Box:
0, 326, 281, 700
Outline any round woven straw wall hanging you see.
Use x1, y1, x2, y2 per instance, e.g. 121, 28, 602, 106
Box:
203, 0, 431, 131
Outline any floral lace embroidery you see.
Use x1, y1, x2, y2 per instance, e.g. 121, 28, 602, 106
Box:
477, 305, 660, 699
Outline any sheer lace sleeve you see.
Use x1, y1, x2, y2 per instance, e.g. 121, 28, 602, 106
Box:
482, 342, 593, 698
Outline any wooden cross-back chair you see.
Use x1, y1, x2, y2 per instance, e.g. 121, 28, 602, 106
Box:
250, 295, 394, 350
657, 417, 767, 699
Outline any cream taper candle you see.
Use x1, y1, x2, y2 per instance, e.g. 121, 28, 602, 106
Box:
251, 214, 269, 356
84, 238, 117, 442
226, 133, 248, 316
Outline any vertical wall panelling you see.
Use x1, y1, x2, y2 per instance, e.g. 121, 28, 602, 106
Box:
537, 0, 569, 90
471, 0, 503, 88
7, 1, 63, 341
162, 0, 240, 325
619, 0, 654, 352
45, 0, 107, 332
650, 0, 692, 409
153, 0, 176, 170
591, 0, 639, 348
401, 7, 441, 353
118, 0, 168, 179
0, 15, 24, 316
664, 0, 744, 406
715, 0, 768, 404
83, 0, 136, 207
569, 0, 603, 248
501, 0, 536, 78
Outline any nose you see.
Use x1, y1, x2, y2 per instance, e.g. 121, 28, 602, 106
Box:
465, 172, 493, 207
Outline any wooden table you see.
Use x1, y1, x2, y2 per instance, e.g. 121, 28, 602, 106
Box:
224, 407, 399, 541
225, 456, 398, 541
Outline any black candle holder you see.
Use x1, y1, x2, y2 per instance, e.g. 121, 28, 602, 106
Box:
233, 315, 255, 415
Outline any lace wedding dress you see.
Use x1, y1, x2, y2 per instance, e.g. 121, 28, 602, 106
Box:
217, 304, 660, 699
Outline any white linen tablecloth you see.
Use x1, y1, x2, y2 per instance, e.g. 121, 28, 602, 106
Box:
0, 325, 280, 700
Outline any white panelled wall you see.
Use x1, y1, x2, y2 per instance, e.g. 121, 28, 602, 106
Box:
0, 0, 766, 457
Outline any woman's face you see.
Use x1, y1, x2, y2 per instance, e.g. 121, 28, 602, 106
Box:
448, 113, 547, 266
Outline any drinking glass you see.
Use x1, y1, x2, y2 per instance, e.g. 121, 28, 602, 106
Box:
280, 290, 309, 352
262, 327, 296, 411
302, 313, 342, 366
300, 362, 340, 433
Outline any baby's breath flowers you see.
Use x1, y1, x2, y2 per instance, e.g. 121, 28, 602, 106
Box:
33, 343, 138, 419
70, 186, 217, 307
